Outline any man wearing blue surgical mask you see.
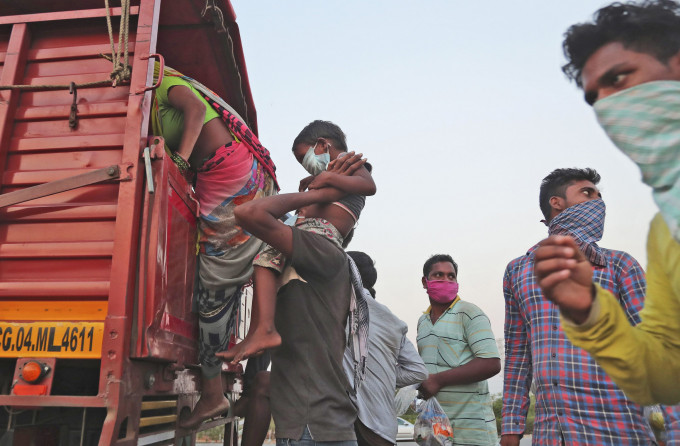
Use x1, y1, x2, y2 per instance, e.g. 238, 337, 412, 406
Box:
534, 0, 680, 409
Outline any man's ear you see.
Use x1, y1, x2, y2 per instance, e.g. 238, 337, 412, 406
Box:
549, 196, 565, 214
313, 137, 328, 155
422, 277, 428, 289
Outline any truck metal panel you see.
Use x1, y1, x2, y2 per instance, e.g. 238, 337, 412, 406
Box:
0, 1, 253, 443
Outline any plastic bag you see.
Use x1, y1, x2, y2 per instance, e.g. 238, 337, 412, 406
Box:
394, 384, 419, 416
414, 397, 454, 446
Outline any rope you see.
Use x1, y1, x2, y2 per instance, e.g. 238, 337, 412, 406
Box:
0, 80, 117, 91
0, 0, 131, 92
201, 0, 227, 34
105, 0, 131, 86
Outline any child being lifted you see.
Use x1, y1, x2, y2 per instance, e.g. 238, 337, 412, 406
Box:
218, 120, 376, 363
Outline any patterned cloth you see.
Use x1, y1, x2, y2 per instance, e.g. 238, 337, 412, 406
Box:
548, 199, 607, 267
417, 297, 500, 446
196, 145, 272, 255
502, 243, 659, 445
347, 255, 370, 388
204, 96, 278, 190
196, 284, 242, 378
595, 80, 680, 243
253, 218, 344, 273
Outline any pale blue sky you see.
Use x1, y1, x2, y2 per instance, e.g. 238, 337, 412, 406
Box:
230, 1, 658, 392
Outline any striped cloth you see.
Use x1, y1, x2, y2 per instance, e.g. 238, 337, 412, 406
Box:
417, 297, 500, 446
501, 243, 663, 445
595, 80, 680, 243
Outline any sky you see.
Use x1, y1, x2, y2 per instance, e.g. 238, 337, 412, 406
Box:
230, 1, 659, 393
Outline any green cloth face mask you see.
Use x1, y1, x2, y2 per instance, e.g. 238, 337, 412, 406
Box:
594, 80, 680, 242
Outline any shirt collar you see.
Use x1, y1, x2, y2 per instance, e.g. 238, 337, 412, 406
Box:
423, 295, 460, 314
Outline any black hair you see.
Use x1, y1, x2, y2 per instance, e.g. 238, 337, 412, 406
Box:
347, 251, 377, 298
562, 0, 680, 87
539, 167, 601, 222
292, 120, 348, 152
422, 254, 458, 278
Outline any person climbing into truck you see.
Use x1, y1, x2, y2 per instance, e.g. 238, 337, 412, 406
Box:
151, 64, 278, 429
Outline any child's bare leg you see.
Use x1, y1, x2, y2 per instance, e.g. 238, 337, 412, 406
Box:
217, 266, 281, 363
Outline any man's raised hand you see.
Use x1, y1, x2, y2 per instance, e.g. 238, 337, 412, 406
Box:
534, 235, 595, 324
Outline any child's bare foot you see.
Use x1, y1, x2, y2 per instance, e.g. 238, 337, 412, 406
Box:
178, 382, 229, 429
217, 328, 282, 363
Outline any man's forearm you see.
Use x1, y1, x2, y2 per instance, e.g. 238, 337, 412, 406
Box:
432, 357, 501, 388
234, 188, 345, 257
237, 189, 343, 225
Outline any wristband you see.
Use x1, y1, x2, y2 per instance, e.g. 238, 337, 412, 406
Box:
170, 151, 191, 173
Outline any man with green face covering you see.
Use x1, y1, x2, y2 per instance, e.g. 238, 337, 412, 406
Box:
533, 0, 680, 407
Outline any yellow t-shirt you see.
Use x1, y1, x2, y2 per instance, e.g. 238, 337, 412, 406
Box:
562, 213, 680, 405
154, 75, 220, 150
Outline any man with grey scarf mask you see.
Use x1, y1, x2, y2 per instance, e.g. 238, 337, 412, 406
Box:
501, 167, 677, 446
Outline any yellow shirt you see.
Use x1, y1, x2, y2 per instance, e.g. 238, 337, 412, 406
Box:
562, 213, 680, 405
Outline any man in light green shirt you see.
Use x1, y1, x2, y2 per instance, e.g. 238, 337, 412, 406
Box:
416, 254, 501, 446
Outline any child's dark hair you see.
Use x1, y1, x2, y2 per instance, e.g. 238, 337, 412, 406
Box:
562, 0, 680, 87
292, 120, 348, 152
347, 251, 377, 298
539, 168, 601, 222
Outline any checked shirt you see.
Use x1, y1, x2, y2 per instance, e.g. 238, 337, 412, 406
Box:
501, 244, 679, 445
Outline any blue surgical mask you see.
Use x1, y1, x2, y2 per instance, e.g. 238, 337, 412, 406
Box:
283, 213, 297, 226
301, 143, 330, 176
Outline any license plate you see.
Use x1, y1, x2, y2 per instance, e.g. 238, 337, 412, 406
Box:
0, 322, 104, 358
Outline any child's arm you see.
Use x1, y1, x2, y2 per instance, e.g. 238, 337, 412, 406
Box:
307, 165, 376, 196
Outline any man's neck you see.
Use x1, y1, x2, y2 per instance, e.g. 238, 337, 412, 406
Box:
429, 302, 449, 323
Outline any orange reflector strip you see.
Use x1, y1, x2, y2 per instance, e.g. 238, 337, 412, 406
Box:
12, 384, 48, 396
0, 301, 107, 321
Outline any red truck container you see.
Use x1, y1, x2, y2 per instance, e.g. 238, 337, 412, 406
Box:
0, 1, 256, 444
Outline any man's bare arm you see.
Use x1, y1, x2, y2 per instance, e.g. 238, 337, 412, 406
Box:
234, 188, 345, 258
418, 357, 501, 399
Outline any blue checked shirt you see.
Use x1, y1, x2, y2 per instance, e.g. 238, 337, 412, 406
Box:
502, 245, 680, 445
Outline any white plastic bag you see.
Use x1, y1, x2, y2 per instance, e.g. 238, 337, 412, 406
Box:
414, 397, 454, 446
394, 384, 419, 416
